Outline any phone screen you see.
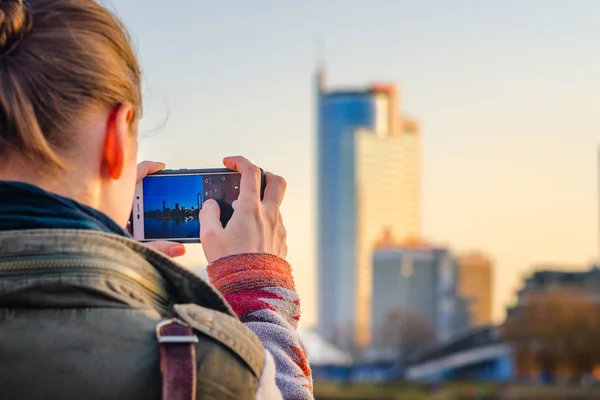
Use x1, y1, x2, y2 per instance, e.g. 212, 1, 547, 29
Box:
135, 171, 241, 241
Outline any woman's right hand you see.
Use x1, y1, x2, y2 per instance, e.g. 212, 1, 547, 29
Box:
199, 156, 288, 264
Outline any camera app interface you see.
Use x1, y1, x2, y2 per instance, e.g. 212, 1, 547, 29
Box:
142, 173, 241, 239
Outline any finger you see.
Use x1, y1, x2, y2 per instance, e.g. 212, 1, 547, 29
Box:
146, 241, 186, 258
262, 172, 287, 210
223, 156, 261, 201
136, 161, 166, 183
200, 199, 223, 240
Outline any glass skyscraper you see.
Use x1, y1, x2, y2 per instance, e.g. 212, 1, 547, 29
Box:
315, 67, 421, 349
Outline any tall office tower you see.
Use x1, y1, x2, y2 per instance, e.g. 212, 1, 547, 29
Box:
457, 253, 493, 326
315, 67, 421, 349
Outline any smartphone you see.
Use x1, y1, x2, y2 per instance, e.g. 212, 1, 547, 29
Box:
131, 168, 266, 243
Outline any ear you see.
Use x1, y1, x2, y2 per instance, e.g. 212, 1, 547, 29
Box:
103, 103, 134, 180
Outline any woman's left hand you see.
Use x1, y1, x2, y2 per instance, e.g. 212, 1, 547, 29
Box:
131, 161, 186, 258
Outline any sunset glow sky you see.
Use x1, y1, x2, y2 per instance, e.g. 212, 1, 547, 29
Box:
115, 0, 600, 326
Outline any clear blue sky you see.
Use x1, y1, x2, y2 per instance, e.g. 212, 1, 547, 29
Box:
113, 0, 600, 326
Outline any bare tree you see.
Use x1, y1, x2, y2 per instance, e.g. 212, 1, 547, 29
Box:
503, 288, 600, 381
379, 307, 436, 361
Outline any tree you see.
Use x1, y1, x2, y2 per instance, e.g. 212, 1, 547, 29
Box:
503, 287, 600, 381
378, 307, 436, 361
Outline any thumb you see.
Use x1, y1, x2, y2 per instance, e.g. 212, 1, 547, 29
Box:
200, 199, 222, 240
146, 241, 186, 258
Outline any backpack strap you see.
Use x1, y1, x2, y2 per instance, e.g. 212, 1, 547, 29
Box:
173, 304, 265, 379
156, 319, 199, 400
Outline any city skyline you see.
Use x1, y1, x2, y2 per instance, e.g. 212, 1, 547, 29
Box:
316, 73, 421, 347
119, 0, 600, 326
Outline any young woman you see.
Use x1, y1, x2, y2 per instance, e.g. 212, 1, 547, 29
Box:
0, 0, 312, 399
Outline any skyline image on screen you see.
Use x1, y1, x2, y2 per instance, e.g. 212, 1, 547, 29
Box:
142, 173, 242, 240
143, 175, 205, 239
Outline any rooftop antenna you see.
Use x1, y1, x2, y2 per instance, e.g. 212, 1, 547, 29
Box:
315, 35, 326, 89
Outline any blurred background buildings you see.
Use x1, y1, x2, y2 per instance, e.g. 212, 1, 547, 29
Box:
458, 253, 493, 327
315, 68, 494, 359
315, 66, 425, 349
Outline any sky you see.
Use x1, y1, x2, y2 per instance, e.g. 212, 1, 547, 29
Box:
144, 175, 205, 211
112, 0, 600, 326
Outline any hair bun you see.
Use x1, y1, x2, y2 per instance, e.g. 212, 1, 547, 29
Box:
0, 0, 32, 56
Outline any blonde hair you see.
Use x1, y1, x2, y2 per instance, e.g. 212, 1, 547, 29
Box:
0, 0, 141, 169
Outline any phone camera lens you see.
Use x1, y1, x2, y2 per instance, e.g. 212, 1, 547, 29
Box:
221, 176, 226, 182
204, 178, 209, 184
136, 196, 139, 200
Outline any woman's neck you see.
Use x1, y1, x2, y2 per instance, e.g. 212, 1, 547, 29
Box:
0, 156, 99, 210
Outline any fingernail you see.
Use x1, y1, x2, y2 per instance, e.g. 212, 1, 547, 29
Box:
168, 244, 186, 257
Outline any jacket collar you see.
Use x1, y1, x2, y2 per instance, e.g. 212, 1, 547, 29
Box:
0, 180, 129, 236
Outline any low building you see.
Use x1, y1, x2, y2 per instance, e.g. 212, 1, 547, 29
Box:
370, 234, 471, 357
505, 264, 600, 382
457, 252, 493, 326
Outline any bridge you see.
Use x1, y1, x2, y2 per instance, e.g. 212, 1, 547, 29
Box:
405, 325, 514, 382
